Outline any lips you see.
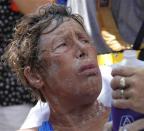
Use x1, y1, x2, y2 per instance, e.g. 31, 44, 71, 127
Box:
78, 64, 98, 76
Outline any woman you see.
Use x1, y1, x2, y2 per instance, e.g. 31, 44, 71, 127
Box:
3, 4, 109, 131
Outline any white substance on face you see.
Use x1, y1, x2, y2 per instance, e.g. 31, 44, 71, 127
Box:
47, 62, 59, 77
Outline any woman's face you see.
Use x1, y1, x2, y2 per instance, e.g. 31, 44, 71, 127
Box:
39, 19, 102, 106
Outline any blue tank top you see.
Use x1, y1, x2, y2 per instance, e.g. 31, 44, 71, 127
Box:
38, 121, 54, 131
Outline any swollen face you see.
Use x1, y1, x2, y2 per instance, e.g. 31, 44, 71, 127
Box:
39, 19, 102, 106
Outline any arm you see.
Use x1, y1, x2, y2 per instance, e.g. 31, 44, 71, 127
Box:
13, 0, 54, 14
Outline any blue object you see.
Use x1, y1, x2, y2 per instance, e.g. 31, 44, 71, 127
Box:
56, 0, 67, 5
38, 121, 54, 131
112, 106, 144, 131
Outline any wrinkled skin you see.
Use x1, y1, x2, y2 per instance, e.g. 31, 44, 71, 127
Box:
38, 19, 102, 109
23, 19, 107, 131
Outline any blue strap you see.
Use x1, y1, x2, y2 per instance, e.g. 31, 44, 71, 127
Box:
38, 121, 54, 131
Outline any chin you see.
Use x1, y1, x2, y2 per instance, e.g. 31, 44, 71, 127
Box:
87, 82, 102, 97
81, 88, 101, 104
81, 94, 98, 106
90, 88, 101, 100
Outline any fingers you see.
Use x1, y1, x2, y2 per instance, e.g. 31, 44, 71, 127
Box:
112, 87, 135, 109
112, 67, 135, 77
112, 88, 131, 99
111, 67, 144, 113
111, 76, 130, 90
112, 99, 131, 109
111, 75, 132, 109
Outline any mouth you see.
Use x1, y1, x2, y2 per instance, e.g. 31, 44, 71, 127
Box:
78, 64, 98, 76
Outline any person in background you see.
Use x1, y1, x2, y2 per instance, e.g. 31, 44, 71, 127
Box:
0, 0, 54, 131
112, 0, 144, 45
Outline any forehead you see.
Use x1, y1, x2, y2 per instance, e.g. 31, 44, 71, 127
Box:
44, 18, 85, 34
39, 19, 87, 46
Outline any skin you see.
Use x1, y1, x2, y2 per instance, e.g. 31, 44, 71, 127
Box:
39, 19, 102, 109
19, 19, 109, 131
103, 67, 144, 131
111, 67, 144, 113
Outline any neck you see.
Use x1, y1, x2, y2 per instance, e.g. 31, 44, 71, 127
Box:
50, 101, 107, 131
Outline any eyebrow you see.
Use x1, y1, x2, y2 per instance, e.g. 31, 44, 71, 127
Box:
40, 24, 88, 45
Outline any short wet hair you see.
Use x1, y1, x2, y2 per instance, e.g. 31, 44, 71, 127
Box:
3, 4, 85, 101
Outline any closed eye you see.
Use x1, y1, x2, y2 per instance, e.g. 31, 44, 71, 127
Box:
56, 43, 67, 48
53, 42, 68, 52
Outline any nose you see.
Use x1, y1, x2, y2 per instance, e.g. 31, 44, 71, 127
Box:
75, 40, 88, 59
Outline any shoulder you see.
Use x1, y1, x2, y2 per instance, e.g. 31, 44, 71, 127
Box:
21, 101, 50, 129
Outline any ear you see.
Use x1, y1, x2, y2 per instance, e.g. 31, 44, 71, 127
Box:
24, 66, 44, 89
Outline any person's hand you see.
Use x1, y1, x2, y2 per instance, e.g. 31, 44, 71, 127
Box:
119, 118, 144, 131
103, 121, 112, 131
111, 67, 144, 113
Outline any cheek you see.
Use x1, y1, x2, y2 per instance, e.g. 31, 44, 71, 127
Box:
47, 56, 73, 82
48, 62, 60, 77
50, 53, 74, 73
97, 71, 102, 93
43, 54, 63, 76
45, 62, 77, 96
39, 56, 61, 85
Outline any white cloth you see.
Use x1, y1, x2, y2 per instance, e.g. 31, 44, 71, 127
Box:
20, 101, 50, 129
0, 105, 31, 131
67, 0, 92, 37
98, 65, 113, 107
20, 65, 113, 129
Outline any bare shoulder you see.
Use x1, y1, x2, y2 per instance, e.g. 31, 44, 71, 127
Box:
17, 128, 38, 131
